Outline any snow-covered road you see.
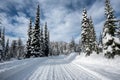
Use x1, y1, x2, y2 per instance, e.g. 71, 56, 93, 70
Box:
0, 53, 119, 80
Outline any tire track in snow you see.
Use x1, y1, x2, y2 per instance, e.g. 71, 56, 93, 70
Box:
66, 63, 99, 80
63, 63, 80, 80
54, 64, 66, 80
72, 62, 110, 80
28, 65, 46, 80
28, 60, 50, 80
59, 64, 73, 80
38, 61, 51, 80
47, 64, 53, 80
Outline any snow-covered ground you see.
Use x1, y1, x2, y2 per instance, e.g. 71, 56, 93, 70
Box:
0, 53, 120, 80
74, 53, 120, 80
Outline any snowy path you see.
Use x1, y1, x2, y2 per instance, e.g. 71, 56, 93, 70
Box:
0, 53, 119, 80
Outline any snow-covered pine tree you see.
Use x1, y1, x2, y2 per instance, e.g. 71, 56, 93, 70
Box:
59, 42, 64, 55
5, 39, 10, 60
81, 8, 91, 56
0, 27, 5, 60
76, 40, 81, 54
17, 38, 23, 59
10, 40, 17, 58
2, 27, 5, 55
0, 26, 2, 61
81, 8, 87, 52
31, 5, 41, 57
44, 22, 49, 56
40, 26, 44, 56
47, 31, 50, 56
56, 42, 60, 55
69, 37, 76, 52
89, 17, 99, 54
103, 0, 120, 58
26, 18, 32, 58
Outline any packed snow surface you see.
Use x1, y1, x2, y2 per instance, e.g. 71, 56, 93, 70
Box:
0, 53, 120, 80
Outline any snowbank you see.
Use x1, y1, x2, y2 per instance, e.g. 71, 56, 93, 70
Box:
74, 52, 120, 69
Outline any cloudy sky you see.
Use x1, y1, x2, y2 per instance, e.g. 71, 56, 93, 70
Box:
0, 0, 120, 44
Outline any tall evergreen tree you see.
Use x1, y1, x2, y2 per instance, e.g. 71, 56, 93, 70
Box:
44, 22, 49, 56
26, 18, 32, 58
31, 5, 41, 57
81, 8, 91, 56
103, 0, 120, 58
17, 38, 23, 59
40, 26, 44, 56
0, 27, 2, 61
89, 17, 99, 54
81, 8, 87, 52
2, 27, 5, 53
1, 27, 5, 60
5, 39, 10, 60
47, 31, 50, 56
10, 40, 17, 58
0, 19, 2, 61
70, 37, 76, 52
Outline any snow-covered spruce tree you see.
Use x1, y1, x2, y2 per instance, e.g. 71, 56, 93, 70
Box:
31, 5, 42, 57
102, 0, 120, 58
5, 39, 10, 60
81, 8, 87, 52
17, 38, 23, 59
26, 18, 32, 58
59, 43, 64, 55
10, 40, 17, 58
47, 31, 50, 56
44, 22, 49, 56
0, 27, 5, 60
81, 8, 91, 56
0, 27, 2, 61
89, 17, 99, 54
56, 42, 60, 55
2, 27, 5, 54
40, 26, 44, 56
76, 40, 81, 54
69, 37, 76, 52
0, 20, 2, 61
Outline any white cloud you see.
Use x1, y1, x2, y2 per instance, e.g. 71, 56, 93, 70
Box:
0, 12, 29, 44
0, 0, 120, 44
42, 7, 81, 42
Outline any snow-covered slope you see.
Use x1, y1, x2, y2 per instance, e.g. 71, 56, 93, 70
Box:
0, 53, 120, 80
